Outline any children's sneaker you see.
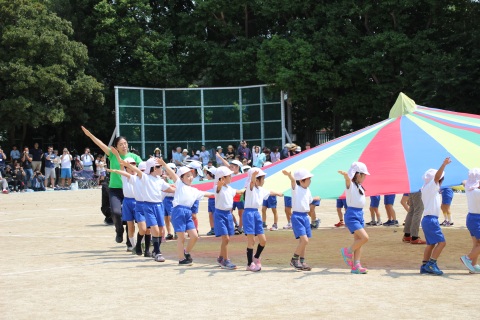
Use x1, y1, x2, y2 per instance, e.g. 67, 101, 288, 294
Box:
237, 226, 244, 234
234, 225, 240, 235
126, 246, 133, 252
366, 221, 376, 226
376, 221, 383, 226
283, 223, 292, 229
179, 258, 193, 266
270, 223, 278, 231
184, 252, 193, 263
341, 247, 353, 266
351, 263, 368, 274
334, 221, 344, 227
290, 259, 304, 271
471, 264, 480, 274
420, 264, 430, 274
262, 222, 268, 229
144, 251, 152, 258
383, 220, 393, 226
445, 221, 454, 227
253, 257, 262, 270
132, 247, 142, 256
246, 262, 261, 272
311, 219, 320, 229
165, 234, 174, 240
206, 229, 215, 236
221, 259, 237, 270
460, 255, 475, 273
154, 253, 165, 262
393, 220, 399, 226
216, 256, 224, 267
440, 220, 448, 226
425, 261, 443, 275
301, 262, 312, 271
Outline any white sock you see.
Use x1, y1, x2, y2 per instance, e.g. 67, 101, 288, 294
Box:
129, 237, 136, 247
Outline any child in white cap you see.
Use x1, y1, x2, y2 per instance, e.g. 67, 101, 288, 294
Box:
419, 157, 451, 275
282, 168, 320, 271
244, 168, 283, 271
186, 160, 204, 233
160, 158, 214, 266
338, 161, 370, 274
214, 166, 244, 270
120, 155, 175, 263
162, 163, 177, 240
205, 167, 217, 236
460, 168, 480, 273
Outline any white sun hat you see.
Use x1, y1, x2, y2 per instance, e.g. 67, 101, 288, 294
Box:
230, 160, 244, 173
206, 167, 217, 177
244, 167, 266, 187
145, 157, 158, 174
187, 160, 204, 177
216, 166, 234, 182
138, 161, 146, 171
347, 162, 370, 180
423, 168, 444, 187
465, 168, 480, 190
293, 168, 314, 181
177, 166, 192, 177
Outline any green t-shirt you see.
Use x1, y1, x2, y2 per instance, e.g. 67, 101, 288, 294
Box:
108, 151, 142, 189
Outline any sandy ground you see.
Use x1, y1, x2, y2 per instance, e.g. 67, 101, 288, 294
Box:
1, 189, 479, 319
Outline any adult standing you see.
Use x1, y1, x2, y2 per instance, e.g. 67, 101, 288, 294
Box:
225, 145, 236, 163
0, 147, 6, 175
44, 146, 57, 188
82, 126, 142, 245
60, 148, 73, 187
173, 147, 183, 167
199, 145, 210, 167
402, 191, 426, 244
21, 147, 33, 188
237, 140, 252, 164
81, 148, 95, 171
31, 142, 43, 172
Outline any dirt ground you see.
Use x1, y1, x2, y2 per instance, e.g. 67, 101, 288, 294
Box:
1, 189, 479, 319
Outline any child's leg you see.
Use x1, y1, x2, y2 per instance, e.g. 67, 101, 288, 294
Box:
385, 205, 393, 221
441, 204, 448, 222
165, 216, 172, 235
431, 242, 446, 260
192, 213, 199, 231
176, 232, 186, 260
272, 208, 278, 225
262, 206, 267, 225
209, 212, 214, 229
127, 221, 136, 247
374, 208, 381, 222
294, 235, 309, 257
220, 235, 230, 259
337, 208, 343, 221
423, 244, 435, 262
238, 209, 244, 228
351, 228, 369, 261
285, 207, 292, 223
369, 207, 375, 221
469, 237, 480, 265
185, 228, 199, 253
308, 204, 316, 221
247, 234, 256, 266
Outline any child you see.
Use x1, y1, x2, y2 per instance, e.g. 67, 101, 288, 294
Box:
186, 160, 204, 233
262, 195, 279, 231
214, 166, 243, 270
160, 158, 213, 266
282, 168, 319, 271
282, 194, 293, 229
309, 200, 321, 229
121, 156, 175, 263
162, 163, 177, 240
130, 161, 152, 256
95, 154, 106, 185
460, 168, 480, 273
334, 198, 347, 227
244, 168, 283, 271
420, 157, 451, 275
366, 195, 382, 226
339, 162, 370, 274
205, 167, 217, 236
440, 187, 455, 226
382, 194, 398, 226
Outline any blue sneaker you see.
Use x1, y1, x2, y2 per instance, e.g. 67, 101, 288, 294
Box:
460, 255, 475, 273
420, 264, 431, 274
383, 220, 393, 226
426, 261, 443, 275
221, 259, 237, 270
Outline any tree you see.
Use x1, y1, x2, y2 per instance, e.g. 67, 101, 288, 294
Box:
0, 0, 104, 146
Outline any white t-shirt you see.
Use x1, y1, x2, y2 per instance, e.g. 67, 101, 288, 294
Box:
130, 175, 145, 202
140, 174, 170, 203
345, 182, 366, 208
61, 155, 72, 168
244, 186, 270, 209
121, 175, 135, 198
172, 178, 205, 208
292, 185, 313, 212
215, 185, 236, 210
95, 160, 106, 174
81, 154, 93, 166
421, 180, 441, 217
466, 188, 480, 214
200, 151, 210, 166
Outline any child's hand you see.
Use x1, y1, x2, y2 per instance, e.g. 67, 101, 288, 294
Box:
251, 170, 258, 178
282, 170, 290, 176
443, 157, 452, 166
338, 170, 348, 177
106, 168, 115, 173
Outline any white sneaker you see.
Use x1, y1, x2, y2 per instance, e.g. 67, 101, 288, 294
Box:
246, 262, 261, 272
270, 224, 278, 231
283, 223, 292, 229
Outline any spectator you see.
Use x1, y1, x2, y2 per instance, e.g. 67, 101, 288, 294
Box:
32, 170, 46, 192
237, 140, 252, 164
173, 147, 183, 166
31, 142, 43, 172
0, 170, 8, 194
264, 148, 271, 163
74, 156, 84, 171
53, 150, 61, 187
181, 148, 190, 164
225, 145, 236, 163
60, 148, 73, 187
12, 163, 25, 192
199, 145, 210, 166
44, 146, 57, 188
153, 147, 162, 159
280, 143, 297, 160
252, 146, 266, 167
191, 150, 200, 161
305, 142, 311, 150
81, 148, 94, 171
21, 147, 33, 188
0, 147, 6, 175
10, 145, 21, 163
270, 146, 280, 163
95, 154, 106, 185
216, 146, 225, 165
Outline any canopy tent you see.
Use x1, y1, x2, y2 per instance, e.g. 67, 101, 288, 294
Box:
195, 93, 480, 199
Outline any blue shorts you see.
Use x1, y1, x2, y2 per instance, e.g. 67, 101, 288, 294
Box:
207, 198, 215, 213
233, 201, 244, 211
441, 188, 454, 205
191, 200, 200, 214
262, 196, 277, 209
134, 201, 146, 223
344, 207, 365, 234
163, 196, 174, 216
370, 196, 380, 208
421, 215, 445, 245
214, 209, 235, 237
291, 212, 312, 239
311, 199, 320, 206
61, 168, 72, 179
284, 196, 292, 208
121, 197, 136, 222
336, 198, 347, 209
243, 208, 264, 235
172, 205, 195, 232
144, 202, 165, 228
384, 194, 396, 205
466, 213, 480, 239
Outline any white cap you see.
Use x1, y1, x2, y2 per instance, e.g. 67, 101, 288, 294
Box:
182, 149, 188, 153
145, 158, 158, 174
216, 166, 233, 182
244, 167, 266, 187
295, 146, 301, 152
187, 160, 204, 177
217, 146, 223, 150
423, 168, 444, 186
263, 161, 272, 167
138, 161, 146, 171
293, 168, 314, 181
231, 160, 243, 173
466, 168, 480, 191
242, 165, 252, 172
206, 167, 217, 177
177, 166, 192, 177
347, 162, 370, 180
196, 150, 200, 155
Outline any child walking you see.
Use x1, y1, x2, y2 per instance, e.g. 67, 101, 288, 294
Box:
244, 168, 283, 271
460, 168, 480, 273
282, 168, 319, 271
338, 162, 370, 274
205, 167, 217, 236
160, 158, 213, 265
420, 157, 451, 275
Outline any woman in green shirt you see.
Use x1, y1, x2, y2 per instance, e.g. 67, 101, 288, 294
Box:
82, 126, 142, 247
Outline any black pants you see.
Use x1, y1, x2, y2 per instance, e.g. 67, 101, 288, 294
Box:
108, 187, 124, 236
101, 181, 112, 219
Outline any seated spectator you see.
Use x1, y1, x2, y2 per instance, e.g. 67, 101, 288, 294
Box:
32, 170, 46, 191
181, 148, 190, 164
12, 163, 25, 192
0, 170, 8, 194
10, 145, 21, 163
0, 147, 6, 175
74, 156, 84, 171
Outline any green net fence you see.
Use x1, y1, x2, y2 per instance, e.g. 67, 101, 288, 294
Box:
115, 85, 284, 160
